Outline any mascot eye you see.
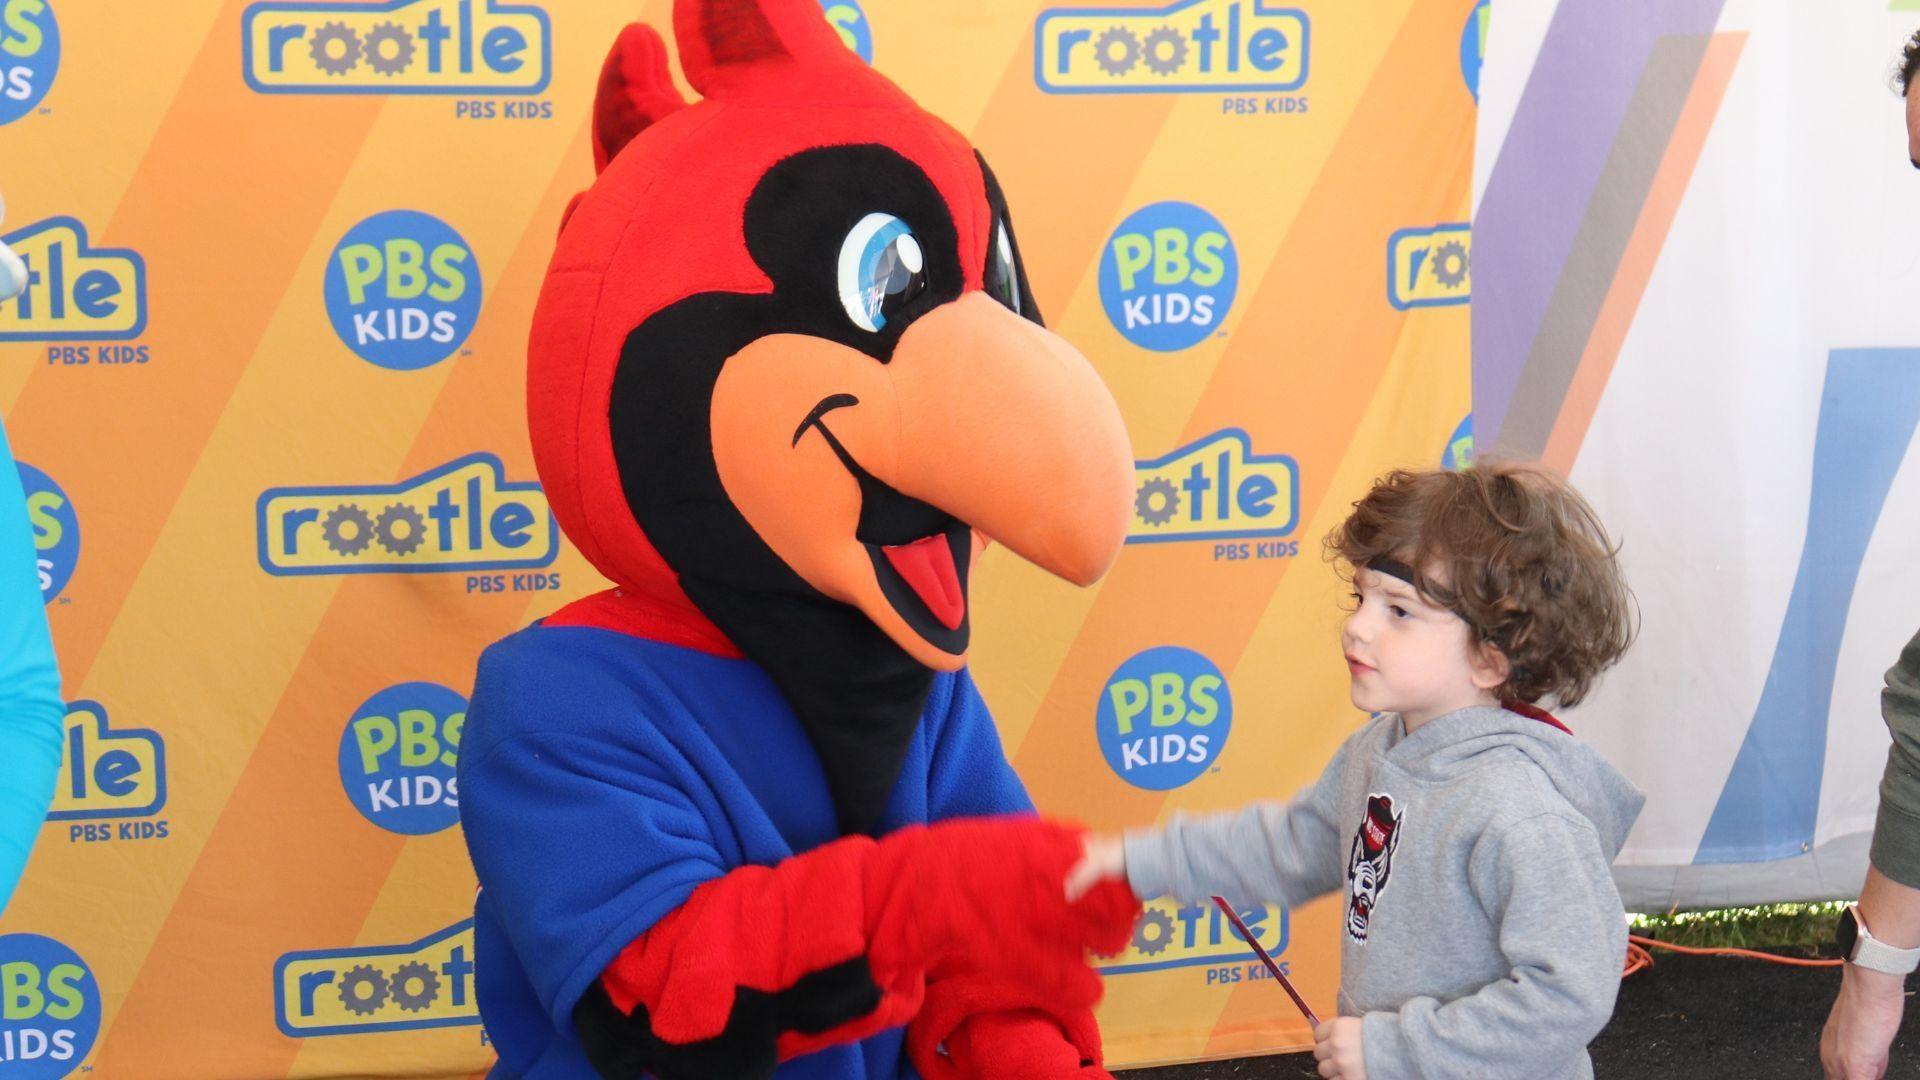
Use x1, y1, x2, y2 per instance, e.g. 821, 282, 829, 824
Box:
838, 212, 927, 333
986, 220, 1021, 314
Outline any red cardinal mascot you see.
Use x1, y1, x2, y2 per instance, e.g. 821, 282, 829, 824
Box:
458, 2, 1140, 1078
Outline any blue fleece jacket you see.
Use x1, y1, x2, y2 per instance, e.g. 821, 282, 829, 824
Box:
458, 623, 1033, 1079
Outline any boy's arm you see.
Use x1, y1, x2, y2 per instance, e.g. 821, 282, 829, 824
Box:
1120, 738, 1356, 907
1359, 812, 1625, 1079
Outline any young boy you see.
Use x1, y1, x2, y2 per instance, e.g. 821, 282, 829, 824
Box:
1070, 462, 1643, 1080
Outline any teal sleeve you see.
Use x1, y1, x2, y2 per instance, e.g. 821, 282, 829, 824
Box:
1872, 628, 1920, 889
0, 417, 64, 914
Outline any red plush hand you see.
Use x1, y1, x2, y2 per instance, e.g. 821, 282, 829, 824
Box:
942, 1009, 1113, 1079
863, 817, 1138, 990
905, 871, 1139, 1080
591, 814, 1138, 1078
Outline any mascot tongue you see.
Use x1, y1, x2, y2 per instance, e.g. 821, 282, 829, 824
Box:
881, 534, 965, 631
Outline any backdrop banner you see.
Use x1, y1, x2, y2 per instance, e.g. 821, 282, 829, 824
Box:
1473, 0, 1920, 909
0, 1, 1476, 1073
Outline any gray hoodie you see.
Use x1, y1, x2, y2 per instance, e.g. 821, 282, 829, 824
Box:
1123, 706, 1645, 1080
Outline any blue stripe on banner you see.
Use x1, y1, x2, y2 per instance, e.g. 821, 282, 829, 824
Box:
1696, 349, 1920, 863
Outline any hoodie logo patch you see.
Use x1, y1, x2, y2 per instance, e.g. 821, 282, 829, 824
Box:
1345, 792, 1402, 943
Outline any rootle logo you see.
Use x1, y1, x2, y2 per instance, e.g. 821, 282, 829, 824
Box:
0, 217, 146, 342
257, 453, 557, 576
1035, 0, 1307, 94
1387, 223, 1469, 310
1094, 898, 1289, 979
46, 702, 166, 828
1130, 429, 1297, 547
275, 920, 478, 1036
242, 0, 551, 95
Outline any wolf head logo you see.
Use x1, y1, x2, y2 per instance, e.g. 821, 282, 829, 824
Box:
1345, 793, 1403, 942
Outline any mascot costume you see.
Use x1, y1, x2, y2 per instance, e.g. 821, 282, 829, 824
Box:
459, 2, 1141, 1077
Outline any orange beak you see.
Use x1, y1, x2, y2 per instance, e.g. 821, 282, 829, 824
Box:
710, 292, 1133, 669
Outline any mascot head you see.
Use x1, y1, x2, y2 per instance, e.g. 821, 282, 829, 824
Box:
530, 0, 1133, 832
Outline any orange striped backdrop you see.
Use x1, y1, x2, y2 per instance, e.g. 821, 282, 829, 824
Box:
0, 1, 1475, 1075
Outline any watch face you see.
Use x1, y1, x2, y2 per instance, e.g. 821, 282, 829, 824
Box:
1837, 907, 1860, 960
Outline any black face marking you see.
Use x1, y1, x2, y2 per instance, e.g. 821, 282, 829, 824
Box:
603, 144, 1043, 835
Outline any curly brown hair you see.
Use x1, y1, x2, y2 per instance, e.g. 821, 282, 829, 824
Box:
1898, 28, 1920, 95
1324, 462, 1635, 707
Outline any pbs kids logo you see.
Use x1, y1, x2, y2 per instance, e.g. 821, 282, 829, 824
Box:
0, 935, 98, 1078
17, 462, 76, 603
324, 210, 480, 370
1097, 646, 1232, 790
1442, 414, 1473, 470
0, 0, 59, 125
1099, 202, 1237, 352
1460, 0, 1488, 103
338, 682, 464, 835
818, 0, 871, 64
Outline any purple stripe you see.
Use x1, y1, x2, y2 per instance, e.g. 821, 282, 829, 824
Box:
1472, 0, 1726, 446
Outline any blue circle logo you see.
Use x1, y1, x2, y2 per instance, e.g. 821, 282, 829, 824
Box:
1442, 414, 1473, 470
819, 0, 872, 64
1099, 202, 1238, 353
0, 934, 100, 1079
0, 1, 60, 126
324, 210, 480, 371
338, 682, 466, 835
17, 462, 76, 604
1097, 646, 1232, 790
1460, 0, 1488, 103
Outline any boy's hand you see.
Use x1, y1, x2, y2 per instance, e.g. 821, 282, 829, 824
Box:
1312, 1018, 1366, 1079
1065, 835, 1127, 902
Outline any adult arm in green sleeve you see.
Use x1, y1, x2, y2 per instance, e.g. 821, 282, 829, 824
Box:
1871, 628, 1920, 889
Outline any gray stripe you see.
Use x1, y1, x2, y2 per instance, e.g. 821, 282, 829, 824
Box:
1491, 32, 1715, 459
1472, 0, 1726, 444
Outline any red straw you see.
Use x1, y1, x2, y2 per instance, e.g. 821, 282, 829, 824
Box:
1210, 895, 1320, 1028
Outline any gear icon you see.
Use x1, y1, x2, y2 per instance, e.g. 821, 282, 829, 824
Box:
338, 964, 390, 1016
1132, 908, 1176, 956
309, 22, 362, 76
1094, 26, 1140, 76
1141, 27, 1189, 77
1431, 239, 1469, 289
389, 960, 441, 1012
1135, 477, 1180, 527
373, 503, 427, 556
321, 504, 376, 556
364, 22, 416, 77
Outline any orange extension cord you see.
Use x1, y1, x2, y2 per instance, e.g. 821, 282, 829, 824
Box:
1622, 934, 1843, 978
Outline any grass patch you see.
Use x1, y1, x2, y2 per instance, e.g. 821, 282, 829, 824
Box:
1629, 902, 1847, 956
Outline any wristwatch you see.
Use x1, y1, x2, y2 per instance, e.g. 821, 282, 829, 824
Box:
1835, 903, 1920, 976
